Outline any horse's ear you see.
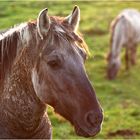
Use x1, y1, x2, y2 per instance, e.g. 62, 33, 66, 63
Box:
64, 6, 80, 31
37, 8, 50, 39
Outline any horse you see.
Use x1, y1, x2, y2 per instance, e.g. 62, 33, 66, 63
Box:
0, 6, 103, 139
107, 9, 140, 79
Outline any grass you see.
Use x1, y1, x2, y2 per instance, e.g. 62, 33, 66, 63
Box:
1, 1, 140, 139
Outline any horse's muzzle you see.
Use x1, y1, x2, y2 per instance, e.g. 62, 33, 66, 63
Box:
74, 110, 103, 137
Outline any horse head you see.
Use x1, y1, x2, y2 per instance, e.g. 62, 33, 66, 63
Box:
32, 6, 103, 137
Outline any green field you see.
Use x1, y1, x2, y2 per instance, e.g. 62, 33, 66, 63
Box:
0, 1, 140, 139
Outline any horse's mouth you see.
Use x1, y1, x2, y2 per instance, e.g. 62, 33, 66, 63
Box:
74, 123, 101, 137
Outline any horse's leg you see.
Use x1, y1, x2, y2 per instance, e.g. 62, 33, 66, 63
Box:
125, 47, 130, 70
130, 44, 137, 65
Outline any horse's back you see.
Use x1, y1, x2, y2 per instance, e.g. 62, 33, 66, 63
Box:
121, 9, 140, 27
122, 9, 140, 42
111, 9, 140, 43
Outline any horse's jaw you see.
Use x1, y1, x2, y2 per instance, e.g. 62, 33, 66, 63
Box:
53, 106, 102, 138
73, 120, 102, 137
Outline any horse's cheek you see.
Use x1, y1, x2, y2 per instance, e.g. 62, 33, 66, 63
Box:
31, 69, 49, 103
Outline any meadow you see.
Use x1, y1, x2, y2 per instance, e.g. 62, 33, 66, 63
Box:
0, 1, 140, 139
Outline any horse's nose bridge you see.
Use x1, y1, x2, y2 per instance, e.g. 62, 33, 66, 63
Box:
76, 72, 101, 110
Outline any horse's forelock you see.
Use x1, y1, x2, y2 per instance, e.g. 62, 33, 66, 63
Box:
44, 16, 89, 55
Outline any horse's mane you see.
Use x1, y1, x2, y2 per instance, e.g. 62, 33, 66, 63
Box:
110, 15, 122, 49
0, 31, 17, 80
0, 23, 33, 82
107, 14, 124, 61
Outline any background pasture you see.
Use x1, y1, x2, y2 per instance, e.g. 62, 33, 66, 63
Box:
0, 1, 140, 139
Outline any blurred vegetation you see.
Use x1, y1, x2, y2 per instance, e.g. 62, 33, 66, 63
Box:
0, 1, 140, 139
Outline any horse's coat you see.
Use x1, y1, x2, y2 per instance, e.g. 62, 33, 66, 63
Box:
107, 9, 140, 79
0, 6, 103, 138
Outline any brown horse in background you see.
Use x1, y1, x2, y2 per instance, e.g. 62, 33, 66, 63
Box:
0, 6, 103, 138
107, 9, 140, 79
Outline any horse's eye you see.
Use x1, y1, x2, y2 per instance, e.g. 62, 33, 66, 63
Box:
47, 59, 61, 69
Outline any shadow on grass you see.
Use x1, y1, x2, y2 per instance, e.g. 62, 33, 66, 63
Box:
107, 129, 140, 138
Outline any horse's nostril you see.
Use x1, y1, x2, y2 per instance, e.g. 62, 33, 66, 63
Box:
86, 113, 95, 126
86, 111, 103, 127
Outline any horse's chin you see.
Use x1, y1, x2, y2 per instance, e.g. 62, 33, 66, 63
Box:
74, 123, 101, 137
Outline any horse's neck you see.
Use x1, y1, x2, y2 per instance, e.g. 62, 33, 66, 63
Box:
0, 47, 49, 138
111, 28, 123, 59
